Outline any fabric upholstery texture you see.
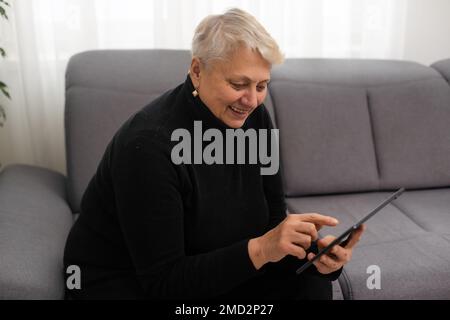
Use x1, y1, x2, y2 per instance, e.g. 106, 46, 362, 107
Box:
0, 165, 73, 299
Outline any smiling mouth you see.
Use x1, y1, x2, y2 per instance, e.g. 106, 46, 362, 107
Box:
228, 105, 251, 115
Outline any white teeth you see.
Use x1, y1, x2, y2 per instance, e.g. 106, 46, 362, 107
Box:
230, 106, 248, 114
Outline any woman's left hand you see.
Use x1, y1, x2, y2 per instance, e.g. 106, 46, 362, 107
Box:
307, 224, 366, 274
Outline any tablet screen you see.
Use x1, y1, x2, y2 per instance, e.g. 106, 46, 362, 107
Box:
296, 187, 405, 275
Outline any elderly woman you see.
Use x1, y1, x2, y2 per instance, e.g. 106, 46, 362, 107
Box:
64, 8, 364, 300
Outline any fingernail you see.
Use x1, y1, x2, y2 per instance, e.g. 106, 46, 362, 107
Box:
332, 218, 339, 224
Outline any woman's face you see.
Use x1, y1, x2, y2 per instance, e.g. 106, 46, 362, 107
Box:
190, 46, 271, 128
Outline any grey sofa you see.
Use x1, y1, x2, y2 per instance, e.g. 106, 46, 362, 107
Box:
1, 49, 449, 299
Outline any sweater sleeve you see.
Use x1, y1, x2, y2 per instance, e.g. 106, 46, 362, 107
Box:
111, 133, 260, 299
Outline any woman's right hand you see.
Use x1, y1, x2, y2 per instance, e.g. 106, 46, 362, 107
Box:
248, 213, 339, 270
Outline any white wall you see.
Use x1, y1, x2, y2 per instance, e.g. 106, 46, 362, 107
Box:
403, 0, 450, 65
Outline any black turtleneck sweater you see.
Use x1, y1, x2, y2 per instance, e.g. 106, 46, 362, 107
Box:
63, 76, 340, 300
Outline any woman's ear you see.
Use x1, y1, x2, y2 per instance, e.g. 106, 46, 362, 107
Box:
189, 57, 202, 85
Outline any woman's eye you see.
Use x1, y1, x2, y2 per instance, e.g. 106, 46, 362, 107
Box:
230, 82, 267, 92
231, 83, 245, 90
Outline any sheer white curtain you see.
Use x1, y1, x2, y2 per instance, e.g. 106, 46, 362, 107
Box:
0, 0, 407, 174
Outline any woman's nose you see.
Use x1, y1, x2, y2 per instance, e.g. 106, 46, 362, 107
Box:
240, 87, 258, 108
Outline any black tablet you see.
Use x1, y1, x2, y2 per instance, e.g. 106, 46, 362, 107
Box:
296, 187, 405, 275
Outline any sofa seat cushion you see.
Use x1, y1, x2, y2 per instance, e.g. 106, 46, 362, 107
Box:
286, 190, 429, 246
392, 188, 450, 234
338, 234, 450, 299
286, 188, 450, 299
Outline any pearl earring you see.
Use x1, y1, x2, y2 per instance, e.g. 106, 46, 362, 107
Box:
192, 88, 199, 97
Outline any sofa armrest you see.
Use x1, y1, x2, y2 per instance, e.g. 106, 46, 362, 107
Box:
0, 164, 74, 299
431, 58, 450, 84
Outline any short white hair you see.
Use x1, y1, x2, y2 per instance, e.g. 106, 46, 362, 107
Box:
191, 8, 284, 68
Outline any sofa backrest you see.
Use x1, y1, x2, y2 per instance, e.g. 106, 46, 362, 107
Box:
270, 59, 450, 197
65, 50, 192, 213
65, 50, 450, 213
432, 59, 450, 84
